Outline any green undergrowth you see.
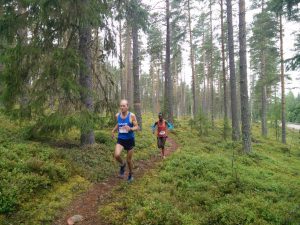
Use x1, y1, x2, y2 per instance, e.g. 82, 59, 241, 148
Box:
0, 176, 90, 225
0, 113, 158, 224
99, 119, 300, 225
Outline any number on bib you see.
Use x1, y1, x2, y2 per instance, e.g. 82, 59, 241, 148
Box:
159, 131, 166, 135
119, 127, 128, 133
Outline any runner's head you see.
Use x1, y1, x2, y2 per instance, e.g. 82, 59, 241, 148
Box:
158, 112, 163, 121
120, 99, 129, 113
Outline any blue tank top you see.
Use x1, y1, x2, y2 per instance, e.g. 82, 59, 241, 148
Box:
118, 112, 135, 140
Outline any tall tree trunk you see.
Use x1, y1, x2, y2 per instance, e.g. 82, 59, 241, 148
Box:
236, 64, 242, 121
261, 51, 268, 137
160, 54, 165, 108
249, 60, 256, 122
226, 0, 240, 140
209, 0, 214, 127
239, 0, 251, 152
187, 0, 197, 117
180, 74, 185, 116
18, 5, 31, 119
119, 21, 126, 99
221, 0, 228, 139
274, 85, 279, 140
132, 24, 142, 130
261, 3, 268, 137
125, 26, 133, 106
226, 50, 231, 118
261, 84, 268, 136
218, 71, 222, 118
202, 33, 207, 112
203, 75, 206, 112
164, 0, 173, 123
173, 60, 178, 117
156, 66, 160, 113
279, 14, 286, 144
150, 60, 156, 115
79, 23, 95, 145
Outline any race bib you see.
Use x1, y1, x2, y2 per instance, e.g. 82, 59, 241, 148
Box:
119, 127, 128, 133
159, 131, 166, 135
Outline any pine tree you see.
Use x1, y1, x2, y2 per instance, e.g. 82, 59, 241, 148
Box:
249, 6, 279, 138
0, 0, 114, 144
226, 0, 241, 140
147, 23, 164, 114
124, 0, 148, 129
239, 0, 252, 152
220, 0, 229, 139
187, 0, 197, 118
279, 13, 286, 143
171, 0, 186, 117
164, 0, 174, 123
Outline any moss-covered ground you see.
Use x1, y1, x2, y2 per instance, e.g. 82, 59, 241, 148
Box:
99, 119, 300, 225
0, 113, 158, 225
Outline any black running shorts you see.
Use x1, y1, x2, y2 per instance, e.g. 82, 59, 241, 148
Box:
117, 138, 135, 151
157, 137, 167, 148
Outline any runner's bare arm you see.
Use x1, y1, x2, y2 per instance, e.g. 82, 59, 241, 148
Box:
152, 122, 158, 134
130, 113, 139, 131
111, 113, 119, 137
165, 120, 169, 137
112, 124, 118, 133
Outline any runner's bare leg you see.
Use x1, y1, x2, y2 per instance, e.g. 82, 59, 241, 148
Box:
161, 147, 165, 157
127, 149, 134, 174
114, 144, 124, 165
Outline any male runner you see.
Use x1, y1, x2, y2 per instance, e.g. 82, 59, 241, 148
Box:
112, 99, 139, 182
152, 112, 170, 159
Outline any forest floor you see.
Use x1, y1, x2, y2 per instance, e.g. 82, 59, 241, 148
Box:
0, 113, 160, 225
98, 120, 300, 225
53, 137, 178, 225
1, 113, 300, 225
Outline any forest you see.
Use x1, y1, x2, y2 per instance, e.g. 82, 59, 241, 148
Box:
0, 0, 300, 224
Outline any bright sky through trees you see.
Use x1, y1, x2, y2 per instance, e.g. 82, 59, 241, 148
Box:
136, 0, 300, 95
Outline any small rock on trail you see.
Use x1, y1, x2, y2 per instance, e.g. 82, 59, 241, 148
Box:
67, 215, 83, 225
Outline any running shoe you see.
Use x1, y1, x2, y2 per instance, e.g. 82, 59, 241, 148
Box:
127, 173, 134, 182
119, 163, 126, 177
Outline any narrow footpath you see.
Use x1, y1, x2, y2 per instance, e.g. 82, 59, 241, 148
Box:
53, 137, 178, 225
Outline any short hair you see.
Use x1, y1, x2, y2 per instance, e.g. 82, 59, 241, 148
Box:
120, 99, 129, 106
158, 112, 163, 117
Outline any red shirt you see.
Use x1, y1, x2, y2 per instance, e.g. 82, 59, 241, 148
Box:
156, 120, 167, 137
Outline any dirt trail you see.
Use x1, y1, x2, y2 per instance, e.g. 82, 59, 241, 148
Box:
53, 137, 178, 225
